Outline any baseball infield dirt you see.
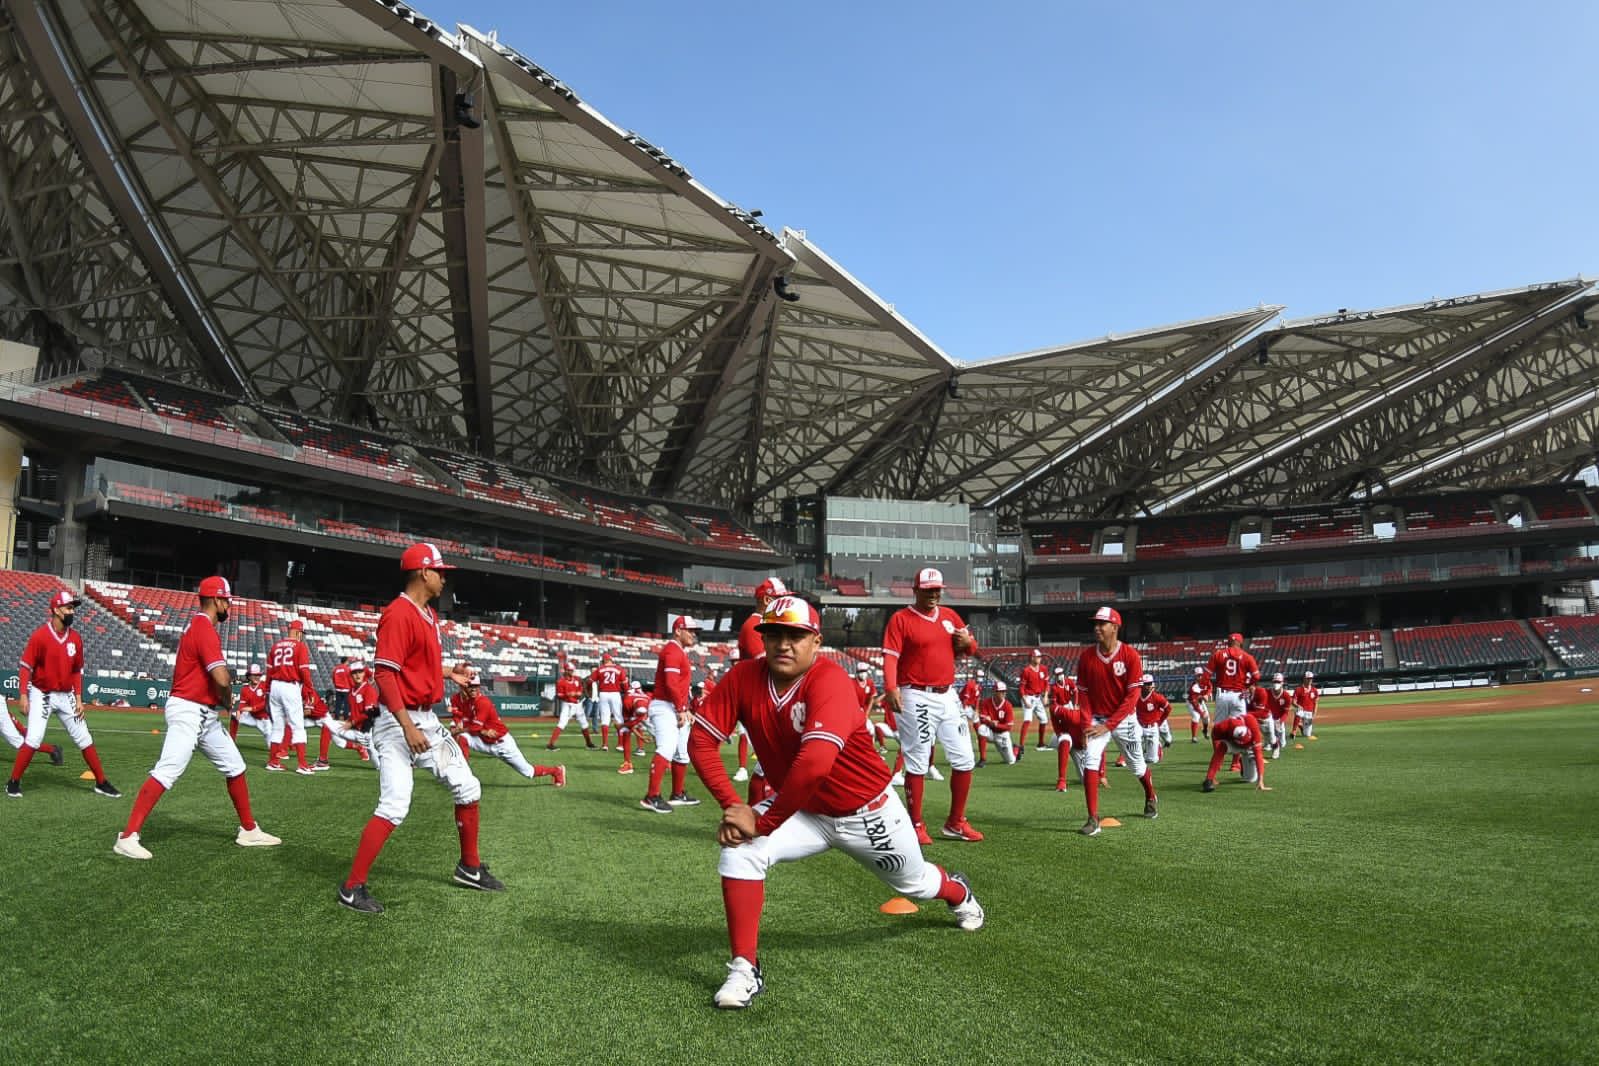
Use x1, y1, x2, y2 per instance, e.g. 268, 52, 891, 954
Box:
1320, 680, 1598, 726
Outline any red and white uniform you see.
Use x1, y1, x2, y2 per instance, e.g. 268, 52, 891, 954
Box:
369, 594, 481, 825
882, 605, 978, 776
1208, 714, 1266, 785
976, 696, 1017, 764
648, 640, 694, 767
736, 613, 765, 661
150, 613, 247, 787
1261, 685, 1293, 753
1074, 641, 1146, 774
1135, 690, 1172, 763
1049, 676, 1078, 711
332, 661, 353, 717
302, 683, 330, 722
1293, 682, 1320, 733
233, 677, 272, 742
589, 662, 627, 728
554, 674, 586, 730
1017, 662, 1049, 726
17, 621, 90, 751
1187, 674, 1213, 723
266, 637, 314, 747
1206, 646, 1259, 720
858, 674, 892, 743
688, 657, 950, 902
348, 679, 380, 733
451, 689, 538, 778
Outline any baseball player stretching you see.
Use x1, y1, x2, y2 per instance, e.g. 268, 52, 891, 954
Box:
618, 681, 649, 774
7, 589, 117, 798
1016, 649, 1051, 751
688, 596, 984, 1009
1074, 606, 1158, 836
337, 543, 501, 914
1205, 633, 1260, 726
265, 620, 315, 774
547, 664, 595, 750
1264, 674, 1293, 758
734, 579, 788, 789
113, 576, 279, 858
640, 615, 704, 812
1202, 713, 1271, 792
229, 664, 272, 745
1, 709, 62, 767
451, 667, 563, 786
1187, 666, 1212, 741
976, 682, 1017, 766
883, 567, 982, 844
1292, 672, 1320, 738
1134, 675, 1171, 766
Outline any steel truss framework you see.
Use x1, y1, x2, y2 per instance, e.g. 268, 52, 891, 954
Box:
0, 0, 1594, 529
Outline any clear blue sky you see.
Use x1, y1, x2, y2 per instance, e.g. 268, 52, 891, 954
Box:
454, 0, 1596, 361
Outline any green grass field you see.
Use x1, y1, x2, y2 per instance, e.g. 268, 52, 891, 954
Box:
2, 703, 1594, 1065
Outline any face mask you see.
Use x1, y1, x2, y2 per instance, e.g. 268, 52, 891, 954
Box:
216, 607, 230, 624
60, 612, 75, 627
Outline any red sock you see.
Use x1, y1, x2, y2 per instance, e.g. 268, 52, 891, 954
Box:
533, 765, 556, 778
600, 726, 610, 748
1207, 745, 1226, 780
935, 866, 968, 906
268, 741, 283, 765
225, 772, 256, 830
1191, 721, 1198, 738
1140, 770, 1156, 801
977, 734, 988, 761
81, 744, 106, 782
319, 728, 332, 761
38, 742, 57, 757
948, 768, 972, 824
671, 762, 687, 795
580, 728, 593, 745
456, 735, 471, 759
293, 742, 309, 769
455, 803, 481, 867
1084, 768, 1100, 819
123, 776, 167, 836
893, 752, 904, 774
10, 744, 36, 781
722, 877, 765, 964
736, 733, 749, 769
229, 716, 240, 739
906, 773, 926, 824
1019, 721, 1032, 748
647, 753, 668, 797
548, 727, 562, 746
1056, 742, 1070, 781
345, 816, 397, 888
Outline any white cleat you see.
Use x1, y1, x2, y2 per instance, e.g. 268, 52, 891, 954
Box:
890, 772, 905, 787
927, 765, 945, 782
732, 767, 749, 782
713, 957, 764, 1009
113, 832, 152, 860
948, 872, 985, 931
236, 825, 283, 847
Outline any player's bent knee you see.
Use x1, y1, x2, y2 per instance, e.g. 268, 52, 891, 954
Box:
718, 843, 771, 881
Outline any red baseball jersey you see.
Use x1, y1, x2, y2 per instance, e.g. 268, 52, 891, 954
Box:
332, 662, 353, 693
170, 613, 227, 705
736, 611, 764, 661
1266, 687, 1293, 720
1206, 647, 1260, 693
1294, 684, 1320, 713
623, 690, 650, 719
1135, 691, 1172, 727
979, 696, 1015, 731
589, 663, 626, 693
1019, 663, 1049, 697
1049, 678, 1078, 709
702, 673, 719, 696
349, 679, 380, 729
1075, 642, 1144, 727
881, 605, 975, 690
19, 622, 84, 693
855, 676, 877, 712
451, 690, 506, 738
372, 594, 445, 709
1215, 713, 1263, 748
959, 678, 980, 708
555, 676, 583, 703
1051, 704, 1090, 748
301, 684, 329, 718
653, 640, 692, 710
238, 680, 268, 714
692, 656, 890, 828
1188, 679, 1212, 708
1248, 686, 1270, 719
266, 638, 312, 687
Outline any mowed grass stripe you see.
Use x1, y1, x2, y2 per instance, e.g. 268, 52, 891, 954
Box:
0, 706, 1592, 1065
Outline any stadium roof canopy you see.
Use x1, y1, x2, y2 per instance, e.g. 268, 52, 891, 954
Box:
1, 0, 1596, 527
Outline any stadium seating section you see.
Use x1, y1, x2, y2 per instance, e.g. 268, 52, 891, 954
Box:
1267, 507, 1366, 546
426, 451, 592, 524
1529, 616, 1599, 669
1521, 487, 1592, 523
1401, 495, 1501, 534
1392, 621, 1542, 670
1030, 525, 1097, 556
1133, 515, 1233, 558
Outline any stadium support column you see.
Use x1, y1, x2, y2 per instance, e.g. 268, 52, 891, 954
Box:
0, 424, 20, 571
1227, 603, 1245, 636
49, 455, 87, 581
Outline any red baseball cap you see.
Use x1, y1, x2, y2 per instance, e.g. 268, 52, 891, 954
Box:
1093, 606, 1122, 626
349, 659, 366, 671
1139, 673, 1154, 685
1031, 648, 1043, 657
755, 577, 788, 599
914, 567, 945, 589
287, 619, 304, 633
400, 542, 456, 571
671, 614, 704, 632
1229, 632, 1244, 643
198, 576, 232, 598
247, 663, 263, 676
1232, 724, 1251, 743
50, 590, 80, 609
756, 595, 821, 635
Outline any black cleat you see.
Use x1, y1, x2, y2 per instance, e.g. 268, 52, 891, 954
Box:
639, 795, 673, 814
1201, 779, 1217, 793
93, 780, 122, 798
5, 779, 19, 798
48, 747, 64, 767
337, 883, 385, 914
668, 792, 701, 807
453, 862, 506, 892
1144, 797, 1159, 819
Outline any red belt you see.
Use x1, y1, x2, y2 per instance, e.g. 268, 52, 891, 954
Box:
853, 790, 892, 815
904, 684, 950, 694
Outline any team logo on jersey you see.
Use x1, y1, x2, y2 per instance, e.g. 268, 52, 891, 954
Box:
1112, 661, 1126, 677
790, 702, 807, 733
941, 619, 955, 634
66, 642, 77, 656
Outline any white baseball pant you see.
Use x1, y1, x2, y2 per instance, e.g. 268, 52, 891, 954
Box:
1188, 701, 1209, 724
976, 724, 1016, 764
1054, 733, 1086, 778
556, 700, 587, 730
719, 789, 945, 900
370, 709, 481, 825
268, 679, 306, 745
465, 734, 537, 778
1082, 716, 1145, 775
594, 692, 624, 728
0, 712, 23, 748
1140, 724, 1164, 765
1021, 694, 1048, 726
235, 710, 273, 742
647, 699, 691, 765
1296, 709, 1315, 736
1159, 720, 1173, 745
896, 687, 975, 775
1260, 714, 1282, 749
22, 687, 93, 749
1219, 739, 1261, 782
150, 696, 247, 788
1214, 689, 1246, 720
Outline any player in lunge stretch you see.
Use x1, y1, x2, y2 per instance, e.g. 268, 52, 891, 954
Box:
547, 662, 594, 750
688, 595, 984, 1009
451, 667, 563, 786
1, 707, 62, 767
1074, 606, 1158, 836
1292, 671, 1320, 738
230, 664, 271, 746
639, 616, 704, 812
882, 567, 982, 844
8, 589, 117, 798
975, 680, 1017, 766
1134, 674, 1171, 767
733, 579, 787, 784
337, 543, 501, 914
114, 577, 278, 858
341, 660, 379, 758
1187, 665, 1212, 741
618, 680, 649, 774
1202, 712, 1271, 793
306, 680, 367, 768
1017, 649, 1051, 751
1205, 633, 1259, 726
1264, 673, 1293, 758
265, 620, 315, 774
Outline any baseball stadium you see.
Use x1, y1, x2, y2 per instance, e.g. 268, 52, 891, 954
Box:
0, 2, 1593, 1063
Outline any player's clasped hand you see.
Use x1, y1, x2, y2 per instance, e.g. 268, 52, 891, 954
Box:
719, 803, 758, 847
1086, 722, 1110, 739
403, 724, 432, 755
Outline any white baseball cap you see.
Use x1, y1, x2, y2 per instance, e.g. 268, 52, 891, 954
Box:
671, 614, 704, 632
856, 665, 870, 674
1054, 667, 1065, 675
629, 680, 642, 690
1232, 724, 1251, 743
994, 680, 1007, 691
1304, 671, 1315, 679
913, 567, 945, 589
1031, 648, 1043, 657
349, 659, 366, 671
247, 663, 262, 676
1194, 666, 1205, 675
1272, 672, 1285, 683
1139, 673, 1154, 686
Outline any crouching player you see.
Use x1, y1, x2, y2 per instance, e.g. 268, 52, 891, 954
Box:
688, 596, 984, 1010
229, 663, 272, 746
1051, 701, 1089, 792
975, 681, 1017, 766
450, 667, 564, 786
1292, 671, 1320, 739
1201, 714, 1271, 793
